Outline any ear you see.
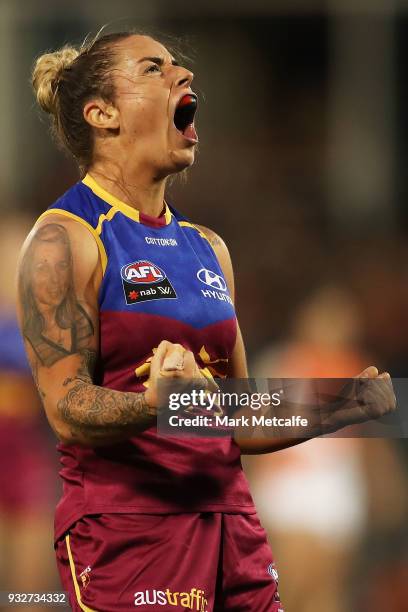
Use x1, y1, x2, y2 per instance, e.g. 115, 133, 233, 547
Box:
83, 99, 120, 130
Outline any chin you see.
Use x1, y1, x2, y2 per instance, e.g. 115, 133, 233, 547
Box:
160, 150, 194, 177
167, 148, 196, 174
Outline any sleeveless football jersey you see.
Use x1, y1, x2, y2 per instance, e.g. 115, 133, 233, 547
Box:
38, 174, 255, 540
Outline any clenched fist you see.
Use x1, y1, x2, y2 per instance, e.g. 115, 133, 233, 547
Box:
323, 366, 397, 432
144, 340, 216, 410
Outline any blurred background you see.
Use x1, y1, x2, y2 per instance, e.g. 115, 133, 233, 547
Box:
0, 0, 407, 610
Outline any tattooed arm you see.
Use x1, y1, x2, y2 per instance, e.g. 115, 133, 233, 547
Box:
16, 217, 163, 446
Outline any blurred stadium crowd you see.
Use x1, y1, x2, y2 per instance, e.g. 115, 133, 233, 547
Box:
0, 1, 407, 610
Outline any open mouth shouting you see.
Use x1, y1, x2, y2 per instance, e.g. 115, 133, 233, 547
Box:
173, 93, 198, 143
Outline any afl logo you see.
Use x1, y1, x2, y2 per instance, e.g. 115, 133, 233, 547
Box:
197, 268, 227, 291
121, 260, 165, 284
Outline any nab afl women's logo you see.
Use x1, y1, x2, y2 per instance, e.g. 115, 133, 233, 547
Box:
121, 259, 177, 305
121, 260, 165, 284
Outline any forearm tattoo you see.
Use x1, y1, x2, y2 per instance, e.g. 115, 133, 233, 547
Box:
58, 380, 155, 442
58, 349, 155, 440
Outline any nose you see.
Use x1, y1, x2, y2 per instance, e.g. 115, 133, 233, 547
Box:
49, 266, 61, 286
49, 269, 59, 284
175, 67, 194, 89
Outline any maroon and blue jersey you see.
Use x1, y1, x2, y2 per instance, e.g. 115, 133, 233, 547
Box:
38, 174, 255, 540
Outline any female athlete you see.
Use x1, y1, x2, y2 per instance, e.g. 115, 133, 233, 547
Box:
17, 31, 395, 611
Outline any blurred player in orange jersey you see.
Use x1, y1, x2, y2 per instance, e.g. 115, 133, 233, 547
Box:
247, 284, 405, 612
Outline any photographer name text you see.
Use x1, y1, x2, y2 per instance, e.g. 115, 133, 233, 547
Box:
168, 414, 309, 428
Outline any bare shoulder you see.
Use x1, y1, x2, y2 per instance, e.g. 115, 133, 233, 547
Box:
195, 224, 228, 253
195, 224, 235, 299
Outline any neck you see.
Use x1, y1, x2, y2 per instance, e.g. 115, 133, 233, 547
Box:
88, 158, 167, 218
37, 303, 56, 326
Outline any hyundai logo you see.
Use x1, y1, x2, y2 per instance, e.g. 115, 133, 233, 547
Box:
197, 268, 227, 291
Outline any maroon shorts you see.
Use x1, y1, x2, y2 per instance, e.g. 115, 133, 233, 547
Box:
55, 512, 284, 611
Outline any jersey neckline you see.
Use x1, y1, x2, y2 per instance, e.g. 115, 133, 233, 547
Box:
82, 173, 173, 228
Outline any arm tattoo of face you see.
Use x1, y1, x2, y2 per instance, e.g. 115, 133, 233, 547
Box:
21, 225, 154, 443
19, 223, 94, 367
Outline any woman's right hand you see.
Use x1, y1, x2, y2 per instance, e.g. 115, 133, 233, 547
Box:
144, 340, 213, 409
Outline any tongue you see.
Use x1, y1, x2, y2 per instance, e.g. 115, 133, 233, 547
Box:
183, 123, 198, 141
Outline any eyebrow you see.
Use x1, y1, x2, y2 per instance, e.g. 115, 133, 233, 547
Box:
138, 56, 179, 66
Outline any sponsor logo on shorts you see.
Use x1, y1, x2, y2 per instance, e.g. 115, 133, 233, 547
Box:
79, 566, 91, 589
145, 236, 178, 246
134, 587, 208, 610
121, 260, 177, 305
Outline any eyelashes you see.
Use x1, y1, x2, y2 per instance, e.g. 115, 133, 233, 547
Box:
144, 63, 161, 75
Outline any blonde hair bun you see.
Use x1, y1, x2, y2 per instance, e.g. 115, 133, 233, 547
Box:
32, 46, 79, 115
